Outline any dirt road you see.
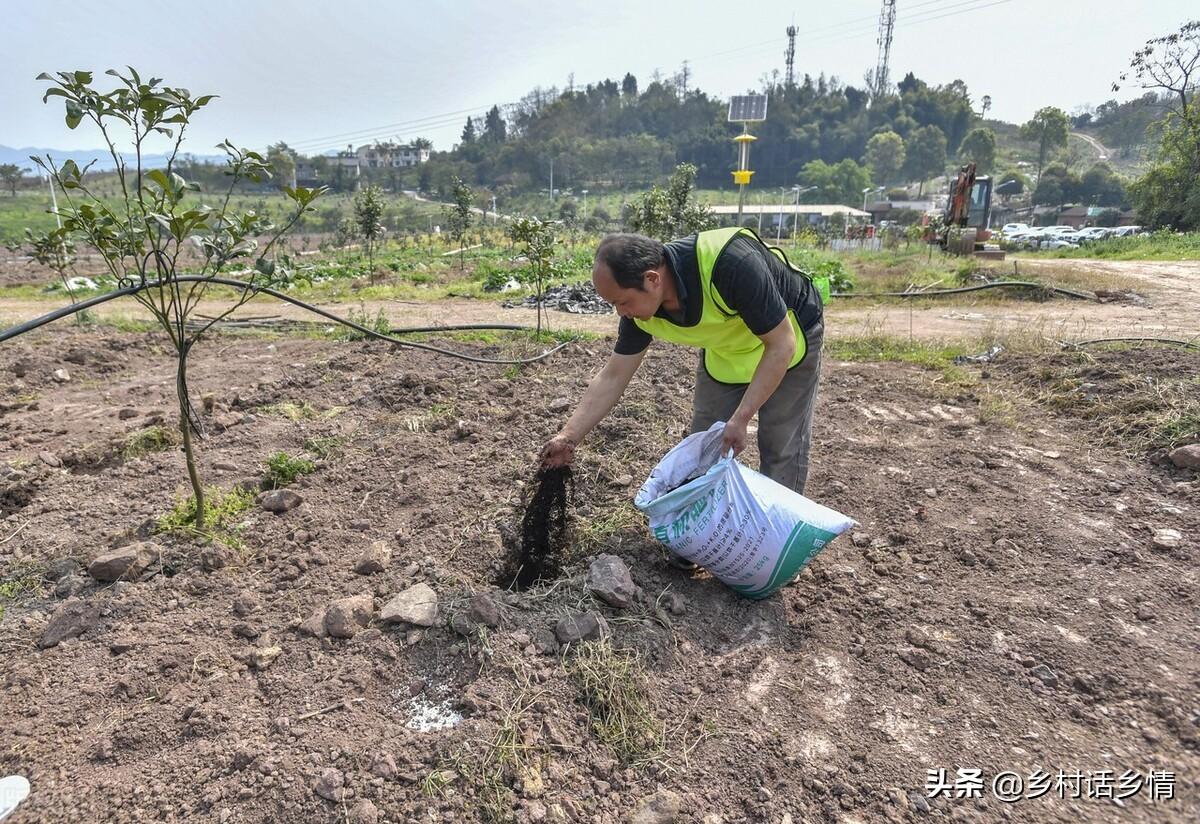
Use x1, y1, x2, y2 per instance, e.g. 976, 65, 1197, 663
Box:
2, 258, 1197, 344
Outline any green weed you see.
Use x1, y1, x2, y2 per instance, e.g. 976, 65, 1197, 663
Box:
156, 486, 256, 545
123, 425, 179, 459
264, 451, 315, 488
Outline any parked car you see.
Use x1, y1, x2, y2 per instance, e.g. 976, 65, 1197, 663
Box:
1074, 227, 1112, 243
1001, 222, 1029, 235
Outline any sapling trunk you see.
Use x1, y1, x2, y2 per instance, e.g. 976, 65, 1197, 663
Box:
176, 346, 206, 531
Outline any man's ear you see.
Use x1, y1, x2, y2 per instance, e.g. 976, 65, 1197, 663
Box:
642, 267, 661, 290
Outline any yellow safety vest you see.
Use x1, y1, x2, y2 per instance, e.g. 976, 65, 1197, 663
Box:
634, 227, 820, 384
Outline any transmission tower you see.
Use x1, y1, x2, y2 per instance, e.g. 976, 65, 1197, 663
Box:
872, 0, 897, 99
785, 25, 797, 88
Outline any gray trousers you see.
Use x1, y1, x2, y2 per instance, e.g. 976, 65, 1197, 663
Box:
690, 321, 823, 495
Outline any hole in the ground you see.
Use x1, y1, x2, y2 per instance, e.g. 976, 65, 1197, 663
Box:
0, 481, 35, 519
495, 467, 573, 591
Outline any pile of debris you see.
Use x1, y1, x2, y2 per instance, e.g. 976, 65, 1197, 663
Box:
503, 283, 613, 315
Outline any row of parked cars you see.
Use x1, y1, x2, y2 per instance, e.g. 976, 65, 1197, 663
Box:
998, 223, 1147, 249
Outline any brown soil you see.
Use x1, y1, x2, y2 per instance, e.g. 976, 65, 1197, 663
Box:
0, 328, 1197, 823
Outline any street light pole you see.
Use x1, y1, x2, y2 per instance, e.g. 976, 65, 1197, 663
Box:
777, 187, 787, 243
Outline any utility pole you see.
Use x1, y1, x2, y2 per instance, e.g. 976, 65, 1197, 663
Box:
490, 195, 498, 224
678, 60, 690, 99
549, 157, 554, 203
581, 189, 588, 222
785, 25, 797, 89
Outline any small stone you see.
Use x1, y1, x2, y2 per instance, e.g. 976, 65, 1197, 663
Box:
1151, 528, 1182, 550
1135, 604, 1156, 621
850, 532, 871, 548
553, 611, 607, 645
232, 592, 260, 617
630, 788, 681, 824
117, 408, 139, 420
467, 592, 502, 627
52, 368, 71, 383
260, 489, 304, 513
380, 582, 439, 626
1105, 481, 1124, 493
957, 549, 977, 567
908, 792, 931, 813
532, 628, 559, 655
923, 487, 937, 498
324, 594, 374, 639
1029, 664, 1058, 688
88, 542, 160, 582
1167, 444, 1200, 470
43, 557, 80, 583
586, 554, 638, 608
38, 598, 100, 648
313, 768, 344, 801
449, 613, 474, 636
38, 451, 63, 468
299, 609, 327, 637
548, 397, 571, 413
213, 461, 238, 472
612, 474, 634, 487
897, 647, 932, 672
886, 787, 909, 809
370, 753, 397, 779
347, 799, 378, 824
199, 545, 229, 572
664, 592, 686, 616
354, 541, 391, 575
250, 646, 282, 670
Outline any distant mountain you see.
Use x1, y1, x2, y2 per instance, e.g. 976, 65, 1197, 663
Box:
0, 145, 227, 172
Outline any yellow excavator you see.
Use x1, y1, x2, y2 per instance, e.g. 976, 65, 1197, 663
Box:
939, 162, 1004, 259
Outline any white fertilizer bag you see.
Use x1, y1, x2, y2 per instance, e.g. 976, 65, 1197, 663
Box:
635, 422, 856, 599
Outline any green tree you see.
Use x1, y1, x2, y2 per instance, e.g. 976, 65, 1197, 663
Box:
266, 142, 297, 190
483, 105, 507, 144
461, 118, 477, 144
353, 184, 386, 271
621, 72, 638, 98
902, 125, 947, 195
797, 158, 870, 207
507, 216, 558, 335
445, 175, 474, 269
626, 162, 715, 241
1032, 163, 1079, 208
1078, 164, 1126, 207
864, 130, 906, 186
958, 127, 996, 173
31, 68, 323, 530
1020, 106, 1070, 180
0, 163, 24, 196
1117, 20, 1199, 229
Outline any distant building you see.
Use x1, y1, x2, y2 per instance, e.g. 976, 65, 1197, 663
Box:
355, 141, 430, 169
709, 203, 871, 230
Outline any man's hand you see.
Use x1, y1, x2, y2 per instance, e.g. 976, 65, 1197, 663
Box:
539, 434, 577, 469
721, 418, 749, 458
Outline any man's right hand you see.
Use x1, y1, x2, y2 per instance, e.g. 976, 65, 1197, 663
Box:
539, 434, 576, 469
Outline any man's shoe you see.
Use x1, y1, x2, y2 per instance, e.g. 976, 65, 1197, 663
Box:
667, 553, 699, 572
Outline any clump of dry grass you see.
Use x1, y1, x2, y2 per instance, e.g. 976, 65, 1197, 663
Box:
566, 638, 666, 766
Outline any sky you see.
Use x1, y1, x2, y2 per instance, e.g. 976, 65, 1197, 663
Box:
2, 0, 1195, 157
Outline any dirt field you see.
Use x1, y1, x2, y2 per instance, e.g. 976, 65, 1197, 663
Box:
1, 322, 1197, 822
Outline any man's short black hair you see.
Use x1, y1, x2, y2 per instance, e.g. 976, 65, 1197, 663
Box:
594, 233, 664, 290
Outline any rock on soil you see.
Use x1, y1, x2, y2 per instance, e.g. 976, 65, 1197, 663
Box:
1151, 528, 1182, 550
87, 542, 160, 582
347, 799, 379, 824
1168, 443, 1200, 469
554, 611, 608, 644
354, 540, 391, 574
313, 767, 344, 801
38, 598, 101, 649
466, 592, 502, 627
324, 594, 374, 638
260, 489, 304, 513
380, 582, 439, 626
630, 789, 682, 824
586, 554, 638, 608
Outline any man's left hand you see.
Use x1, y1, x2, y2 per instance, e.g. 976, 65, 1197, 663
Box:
721, 418, 748, 457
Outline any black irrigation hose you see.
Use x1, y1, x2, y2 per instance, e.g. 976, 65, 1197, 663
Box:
832, 280, 1098, 301
0, 276, 567, 366
1063, 337, 1200, 351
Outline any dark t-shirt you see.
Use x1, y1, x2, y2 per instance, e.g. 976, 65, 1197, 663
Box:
613, 233, 823, 356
